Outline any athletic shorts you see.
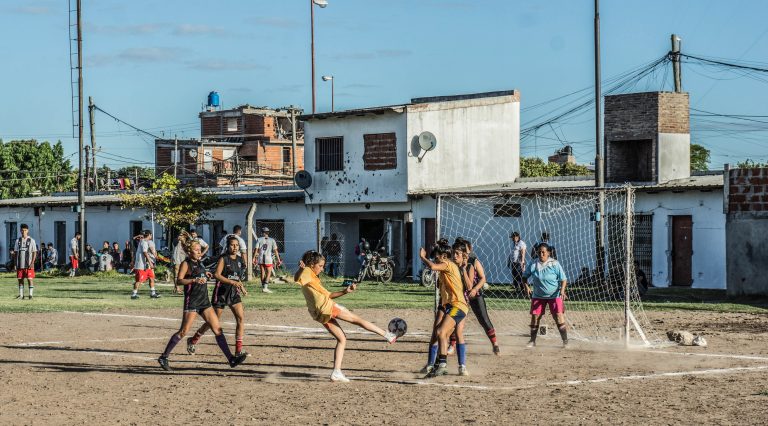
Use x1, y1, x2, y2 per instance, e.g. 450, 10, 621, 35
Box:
70, 256, 79, 269
321, 304, 344, 328
442, 304, 467, 323
134, 269, 156, 283
17, 268, 35, 279
530, 297, 565, 315
184, 284, 212, 314
210, 282, 243, 309
259, 263, 273, 269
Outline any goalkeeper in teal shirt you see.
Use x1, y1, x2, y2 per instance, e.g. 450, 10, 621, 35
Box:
522, 243, 569, 348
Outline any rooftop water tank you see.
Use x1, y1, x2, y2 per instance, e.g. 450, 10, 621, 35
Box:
207, 91, 220, 108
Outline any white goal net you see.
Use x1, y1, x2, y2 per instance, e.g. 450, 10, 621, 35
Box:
437, 186, 659, 346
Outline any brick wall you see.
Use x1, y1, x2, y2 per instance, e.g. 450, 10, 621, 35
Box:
658, 92, 689, 134
363, 133, 397, 170
727, 168, 768, 213
201, 116, 221, 137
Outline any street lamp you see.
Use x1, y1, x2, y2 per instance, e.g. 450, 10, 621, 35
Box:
311, 0, 328, 114
322, 75, 334, 112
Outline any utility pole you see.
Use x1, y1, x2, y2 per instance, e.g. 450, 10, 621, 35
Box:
594, 0, 606, 281
174, 136, 178, 179
290, 106, 298, 177
311, 0, 316, 113
76, 0, 85, 260
85, 146, 90, 190
671, 34, 682, 93
88, 96, 97, 191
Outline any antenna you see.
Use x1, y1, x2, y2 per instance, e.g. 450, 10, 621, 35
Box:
417, 131, 438, 162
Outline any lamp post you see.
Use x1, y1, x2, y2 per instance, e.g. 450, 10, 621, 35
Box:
322, 75, 334, 112
311, 0, 328, 114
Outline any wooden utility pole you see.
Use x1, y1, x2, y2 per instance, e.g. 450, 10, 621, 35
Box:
594, 0, 606, 280
76, 0, 85, 259
89, 96, 97, 191
671, 34, 682, 93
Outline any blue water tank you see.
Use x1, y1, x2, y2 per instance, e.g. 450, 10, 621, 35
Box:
207, 91, 220, 108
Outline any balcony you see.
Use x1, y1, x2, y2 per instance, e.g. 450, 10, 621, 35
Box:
211, 160, 292, 177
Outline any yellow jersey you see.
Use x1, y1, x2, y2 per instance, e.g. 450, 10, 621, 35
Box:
438, 261, 469, 313
295, 268, 335, 324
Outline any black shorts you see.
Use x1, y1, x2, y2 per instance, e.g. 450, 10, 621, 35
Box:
210, 282, 242, 308
184, 283, 212, 314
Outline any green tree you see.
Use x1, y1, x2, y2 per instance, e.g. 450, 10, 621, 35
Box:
690, 143, 711, 172
735, 159, 768, 168
120, 173, 220, 235
0, 139, 76, 198
520, 156, 591, 178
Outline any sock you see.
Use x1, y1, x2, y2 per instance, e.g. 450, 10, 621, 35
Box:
190, 331, 203, 344
456, 343, 467, 366
19, 285, 24, 298
428, 344, 438, 365
150, 288, 156, 295
529, 326, 539, 342
162, 334, 181, 358
449, 333, 457, 347
236, 336, 243, 353
558, 323, 568, 343
28, 286, 34, 297
437, 354, 447, 367
132, 289, 138, 296
486, 328, 497, 345
215, 334, 234, 361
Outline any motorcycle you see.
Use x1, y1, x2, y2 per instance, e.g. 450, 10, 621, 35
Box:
356, 248, 395, 283
420, 265, 437, 288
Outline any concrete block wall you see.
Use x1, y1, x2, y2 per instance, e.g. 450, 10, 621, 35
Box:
726, 167, 768, 295
727, 168, 768, 213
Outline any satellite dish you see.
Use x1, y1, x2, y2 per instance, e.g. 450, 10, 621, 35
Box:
294, 170, 313, 189
188, 149, 198, 159
418, 131, 437, 152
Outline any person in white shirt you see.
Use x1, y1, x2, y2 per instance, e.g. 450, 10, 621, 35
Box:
44, 243, 58, 270
217, 225, 247, 257
69, 232, 81, 277
507, 231, 527, 290
189, 229, 209, 257
131, 230, 160, 300
254, 227, 281, 293
14, 224, 38, 299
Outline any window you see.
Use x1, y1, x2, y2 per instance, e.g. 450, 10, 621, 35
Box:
282, 147, 291, 164
315, 137, 344, 171
227, 118, 238, 132
493, 203, 522, 217
255, 220, 285, 252
608, 139, 653, 182
363, 133, 397, 170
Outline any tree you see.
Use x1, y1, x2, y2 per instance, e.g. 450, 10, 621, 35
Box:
690, 143, 710, 172
735, 159, 768, 169
519, 156, 591, 178
120, 173, 221, 239
0, 139, 76, 198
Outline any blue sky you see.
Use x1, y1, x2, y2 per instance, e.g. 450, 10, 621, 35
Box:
1, 0, 767, 169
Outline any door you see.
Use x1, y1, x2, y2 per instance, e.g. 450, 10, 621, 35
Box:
671, 215, 693, 286
359, 219, 385, 252
130, 221, 143, 240
54, 221, 67, 265
6, 222, 18, 263
423, 218, 436, 251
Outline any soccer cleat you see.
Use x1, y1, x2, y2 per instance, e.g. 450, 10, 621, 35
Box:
27, 295, 33, 300
229, 352, 247, 368
458, 365, 469, 376
426, 363, 448, 378
186, 338, 196, 355
150, 292, 161, 299
157, 356, 171, 371
330, 370, 350, 383
562, 339, 569, 349
526, 340, 536, 348
419, 364, 434, 375
235, 350, 249, 358
131, 294, 139, 300
261, 287, 273, 294
384, 331, 397, 344
15, 295, 23, 300
447, 343, 456, 355
493, 345, 501, 356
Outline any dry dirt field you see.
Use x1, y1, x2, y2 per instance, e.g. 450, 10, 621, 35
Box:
0, 308, 766, 425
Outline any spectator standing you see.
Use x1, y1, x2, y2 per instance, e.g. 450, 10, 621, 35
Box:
121, 241, 133, 274
254, 227, 281, 293
69, 232, 81, 277
13, 224, 38, 299
217, 225, 247, 257
507, 231, 527, 289
326, 233, 342, 277
131, 230, 160, 299
189, 229, 209, 257
110, 242, 121, 270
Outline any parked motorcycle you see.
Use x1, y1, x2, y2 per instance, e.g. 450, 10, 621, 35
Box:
420, 266, 437, 288
356, 248, 395, 283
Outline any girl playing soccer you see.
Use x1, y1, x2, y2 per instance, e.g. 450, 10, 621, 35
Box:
294, 250, 397, 383
458, 238, 500, 355
186, 236, 249, 357
419, 241, 470, 377
157, 241, 247, 371
522, 243, 569, 348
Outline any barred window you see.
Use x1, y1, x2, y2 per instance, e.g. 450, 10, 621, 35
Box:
315, 137, 344, 172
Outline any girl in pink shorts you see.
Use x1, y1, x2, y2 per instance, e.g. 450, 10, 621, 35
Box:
522, 243, 569, 348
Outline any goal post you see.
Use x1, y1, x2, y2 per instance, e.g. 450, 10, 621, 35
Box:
436, 185, 658, 346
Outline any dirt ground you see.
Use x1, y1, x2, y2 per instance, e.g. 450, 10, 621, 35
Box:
0, 308, 766, 425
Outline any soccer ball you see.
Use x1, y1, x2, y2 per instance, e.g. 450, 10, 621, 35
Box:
388, 318, 407, 338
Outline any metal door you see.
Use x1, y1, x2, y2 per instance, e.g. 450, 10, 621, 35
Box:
671, 215, 693, 286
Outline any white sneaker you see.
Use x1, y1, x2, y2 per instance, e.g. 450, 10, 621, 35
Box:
526, 340, 536, 348
261, 287, 273, 294
458, 365, 469, 376
384, 331, 397, 344
330, 370, 350, 383
419, 364, 434, 375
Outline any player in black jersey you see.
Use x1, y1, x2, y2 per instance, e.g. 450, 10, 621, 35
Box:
187, 236, 249, 357
157, 241, 247, 371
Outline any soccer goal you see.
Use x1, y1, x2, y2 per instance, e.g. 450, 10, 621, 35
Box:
437, 185, 658, 346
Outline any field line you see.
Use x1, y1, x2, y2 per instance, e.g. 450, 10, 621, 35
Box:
646, 350, 768, 362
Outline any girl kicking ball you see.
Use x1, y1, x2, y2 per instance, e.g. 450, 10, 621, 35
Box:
294, 250, 397, 383
523, 243, 569, 348
157, 241, 247, 371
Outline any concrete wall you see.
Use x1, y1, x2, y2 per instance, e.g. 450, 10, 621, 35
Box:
406, 94, 520, 192
657, 133, 691, 183
634, 190, 725, 289
302, 112, 408, 204
726, 167, 768, 295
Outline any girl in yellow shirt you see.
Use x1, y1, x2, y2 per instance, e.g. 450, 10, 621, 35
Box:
294, 250, 397, 382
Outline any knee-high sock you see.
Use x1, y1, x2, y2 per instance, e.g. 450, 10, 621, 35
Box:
558, 323, 568, 342
29, 286, 34, 297
236, 336, 243, 353
215, 334, 234, 361
456, 343, 467, 366
18, 285, 24, 298
190, 331, 203, 344
162, 334, 181, 358
529, 326, 539, 342
449, 332, 457, 347
486, 328, 497, 345
428, 344, 438, 365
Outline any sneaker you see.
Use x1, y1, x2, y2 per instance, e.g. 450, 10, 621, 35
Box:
186, 338, 196, 355
458, 365, 469, 376
330, 370, 350, 383
419, 364, 434, 375
447, 343, 456, 355
526, 340, 536, 348
131, 294, 139, 300
384, 331, 397, 344
150, 292, 161, 299
426, 363, 448, 378
493, 345, 501, 356
562, 339, 569, 349
15, 295, 23, 300
261, 287, 273, 294
229, 352, 247, 368
235, 350, 249, 358
158, 356, 171, 371
27, 295, 33, 300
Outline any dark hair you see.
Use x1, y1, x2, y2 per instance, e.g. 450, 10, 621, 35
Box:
20, 224, 29, 230
47, 243, 54, 247
142, 230, 152, 237
541, 232, 550, 240
537, 242, 551, 254
233, 225, 242, 233
75, 231, 81, 236
452, 241, 468, 253
432, 242, 453, 259
301, 250, 325, 267
225, 236, 241, 253
511, 231, 520, 238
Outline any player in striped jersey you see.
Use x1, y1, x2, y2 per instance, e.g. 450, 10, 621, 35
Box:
14, 224, 38, 300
